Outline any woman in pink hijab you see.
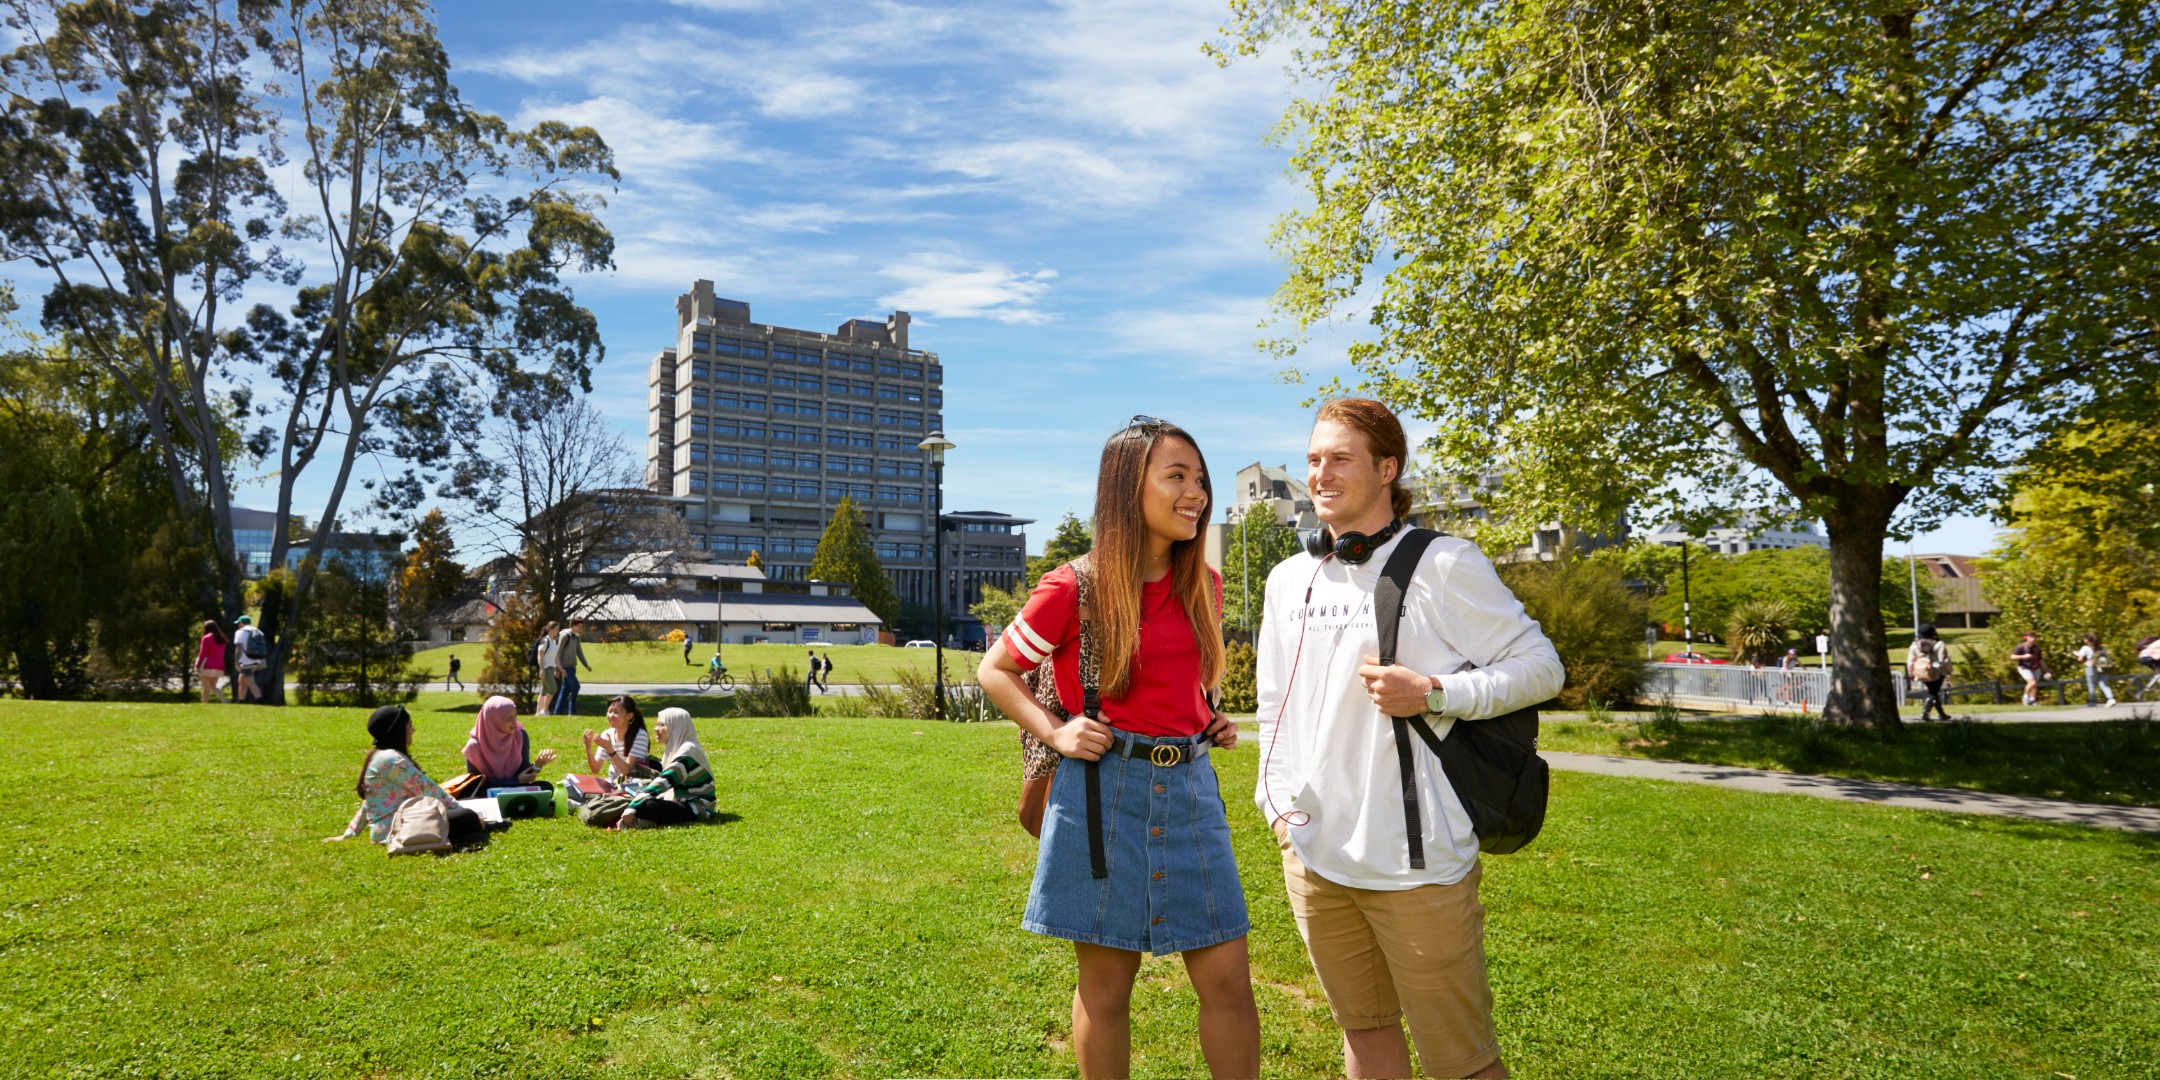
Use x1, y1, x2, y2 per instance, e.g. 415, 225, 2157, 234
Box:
463, 695, 557, 789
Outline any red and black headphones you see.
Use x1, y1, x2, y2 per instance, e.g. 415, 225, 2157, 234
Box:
1302, 517, 1403, 565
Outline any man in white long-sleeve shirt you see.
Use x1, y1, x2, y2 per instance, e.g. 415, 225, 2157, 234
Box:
1256, 399, 1563, 1080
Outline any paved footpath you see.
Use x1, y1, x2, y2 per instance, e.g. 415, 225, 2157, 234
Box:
1545, 750, 2160, 834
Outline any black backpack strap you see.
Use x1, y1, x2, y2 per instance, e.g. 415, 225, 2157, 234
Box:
1073, 557, 1110, 880
1374, 529, 1442, 870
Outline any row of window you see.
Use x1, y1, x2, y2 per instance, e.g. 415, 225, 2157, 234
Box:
682, 417, 931, 449
685, 474, 928, 505
687, 391, 933, 430
701, 535, 818, 555
685, 362, 938, 405
685, 336, 939, 381
876, 543, 927, 560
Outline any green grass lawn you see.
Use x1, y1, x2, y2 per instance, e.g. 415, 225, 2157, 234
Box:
410, 640, 956, 687
4, 694, 2156, 1078
1542, 713, 2160, 808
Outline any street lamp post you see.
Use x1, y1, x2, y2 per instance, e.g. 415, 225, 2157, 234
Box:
918, 431, 956, 720
1680, 539, 1693, 655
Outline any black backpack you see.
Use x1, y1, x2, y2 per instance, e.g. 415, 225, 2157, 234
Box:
1375, 529, 1549, 862
243, 627, 270, 661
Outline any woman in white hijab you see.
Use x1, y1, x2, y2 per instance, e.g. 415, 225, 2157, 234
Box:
618, 707, 715, 829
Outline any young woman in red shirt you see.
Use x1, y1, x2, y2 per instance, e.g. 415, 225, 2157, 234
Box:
979, 416, 1258, 1079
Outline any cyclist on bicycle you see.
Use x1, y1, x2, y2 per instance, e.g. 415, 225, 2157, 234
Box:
708, 652, 726, 676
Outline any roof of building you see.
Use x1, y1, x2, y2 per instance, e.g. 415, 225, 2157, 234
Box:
1916, 553, 1985, 579
679, 594, 884, 626
422, 595, 495, 626
946, 510, 1036, 524
594, 551, 766, 582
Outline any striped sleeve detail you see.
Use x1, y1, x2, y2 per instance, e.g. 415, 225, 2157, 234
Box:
1005, 615, 1054, 665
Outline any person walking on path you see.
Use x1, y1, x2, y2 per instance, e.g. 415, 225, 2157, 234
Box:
682, 635, 693, 665
1257, 399, 1563, 1080
806, 650, 826, 693
553, 619, 593, 717
1908, 625, 1952, 722
194, 620, 230, 704
535, 621, 560, 716
979, 415, 1258, 1080
2075, 634, 2118, 707
445, 654, 465, 692
231, 615, 267, 705
2012, 632, 2045, 706
2140, 635, 2160, 694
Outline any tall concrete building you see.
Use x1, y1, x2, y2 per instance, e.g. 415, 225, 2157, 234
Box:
647, 282, 1023, 623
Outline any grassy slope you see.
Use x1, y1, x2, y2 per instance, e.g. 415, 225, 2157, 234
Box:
1, 695, 2154, 1078
409, 641, 954, 687
1542, 714, 2160, 808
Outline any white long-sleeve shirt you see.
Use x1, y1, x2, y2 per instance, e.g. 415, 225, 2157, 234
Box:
1254, 530, 1564, 890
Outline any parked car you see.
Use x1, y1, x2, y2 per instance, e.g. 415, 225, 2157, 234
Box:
903, 640, 936, 648
1661, 651, 1729, 665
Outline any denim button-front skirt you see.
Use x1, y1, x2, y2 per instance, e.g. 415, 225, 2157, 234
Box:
1022, 731, 1249, 955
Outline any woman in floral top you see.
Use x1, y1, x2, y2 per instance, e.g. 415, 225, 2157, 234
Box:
327, 705, 489, 846
618, 707, 715, 829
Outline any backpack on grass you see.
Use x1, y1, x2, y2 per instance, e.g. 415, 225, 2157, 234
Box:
386, 796, 453, 856
1375, 530, 1549, 860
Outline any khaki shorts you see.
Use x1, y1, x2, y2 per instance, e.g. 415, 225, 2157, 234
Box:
1280, 836, 1499, 1078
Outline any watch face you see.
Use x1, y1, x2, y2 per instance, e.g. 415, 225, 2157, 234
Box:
1425, 687, 1447, 713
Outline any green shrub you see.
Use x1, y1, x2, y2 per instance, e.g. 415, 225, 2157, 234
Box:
1220, 640, 1257, 713
1499, 555, 1648, 708
1724, 599, 1795, 666
733, 664, 814, 717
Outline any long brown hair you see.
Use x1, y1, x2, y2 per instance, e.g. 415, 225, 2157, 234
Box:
1090, 419, 1225, 698
1315, 398, 1415, 520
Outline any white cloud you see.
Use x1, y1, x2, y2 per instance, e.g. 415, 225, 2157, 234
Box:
753, 71, 865, 119
877, 253, 1057, 324
1104, 295, 1277, 373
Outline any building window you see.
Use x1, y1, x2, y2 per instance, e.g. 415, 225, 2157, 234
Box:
901, 362, 922, 378
692, 360, 711, 380
712, 339, 738, 356
739, 343, 767, 358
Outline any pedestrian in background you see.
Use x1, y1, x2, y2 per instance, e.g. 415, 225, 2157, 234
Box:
2074, 633, 2118, 707
2011, 632, 2044, 706
554, 619, 592, 717
446, 653, 464, 692
682, 635, 693, 665
1908, 624, 1951, 722
536, 620, 561, 716
2140, 635, 2160, 693
194, 620, 229, 704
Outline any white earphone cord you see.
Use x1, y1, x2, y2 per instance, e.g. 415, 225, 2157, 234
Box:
1260, 554, 1333, 829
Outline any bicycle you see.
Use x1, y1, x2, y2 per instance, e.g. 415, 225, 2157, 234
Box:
696, 669, 735, 693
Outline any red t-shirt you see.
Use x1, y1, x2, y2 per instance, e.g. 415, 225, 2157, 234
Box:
1002, 563, 1218, 738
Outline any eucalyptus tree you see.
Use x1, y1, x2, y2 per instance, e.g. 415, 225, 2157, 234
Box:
0, 0, 615, 702
1217, 0, 2160, 725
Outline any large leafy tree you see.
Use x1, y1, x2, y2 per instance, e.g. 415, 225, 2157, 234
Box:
1222, 507, 1300, 634
0, 0, 615, 703
808, 495, 899, 626
397, 507, 463, 628
1219, 0, 2160, 727
0, 288, 216, 696
1026, 511, 1093, 588
1979, 383, 2160, 675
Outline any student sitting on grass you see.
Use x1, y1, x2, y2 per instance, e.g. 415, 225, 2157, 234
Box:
616, 707, 714, 830
580, 694, 657, 786
464, 695, 557, 791
328, 705, 493, 846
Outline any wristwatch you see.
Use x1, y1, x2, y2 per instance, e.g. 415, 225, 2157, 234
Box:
1424, 675, 1447, 717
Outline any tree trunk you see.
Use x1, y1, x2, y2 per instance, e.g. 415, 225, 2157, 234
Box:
1822, 501, 1903, 730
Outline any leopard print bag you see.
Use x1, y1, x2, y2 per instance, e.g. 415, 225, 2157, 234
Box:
1018, 556, 1097, 837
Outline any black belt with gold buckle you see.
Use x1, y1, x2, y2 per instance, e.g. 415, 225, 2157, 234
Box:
1111, 735, 1202, 767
